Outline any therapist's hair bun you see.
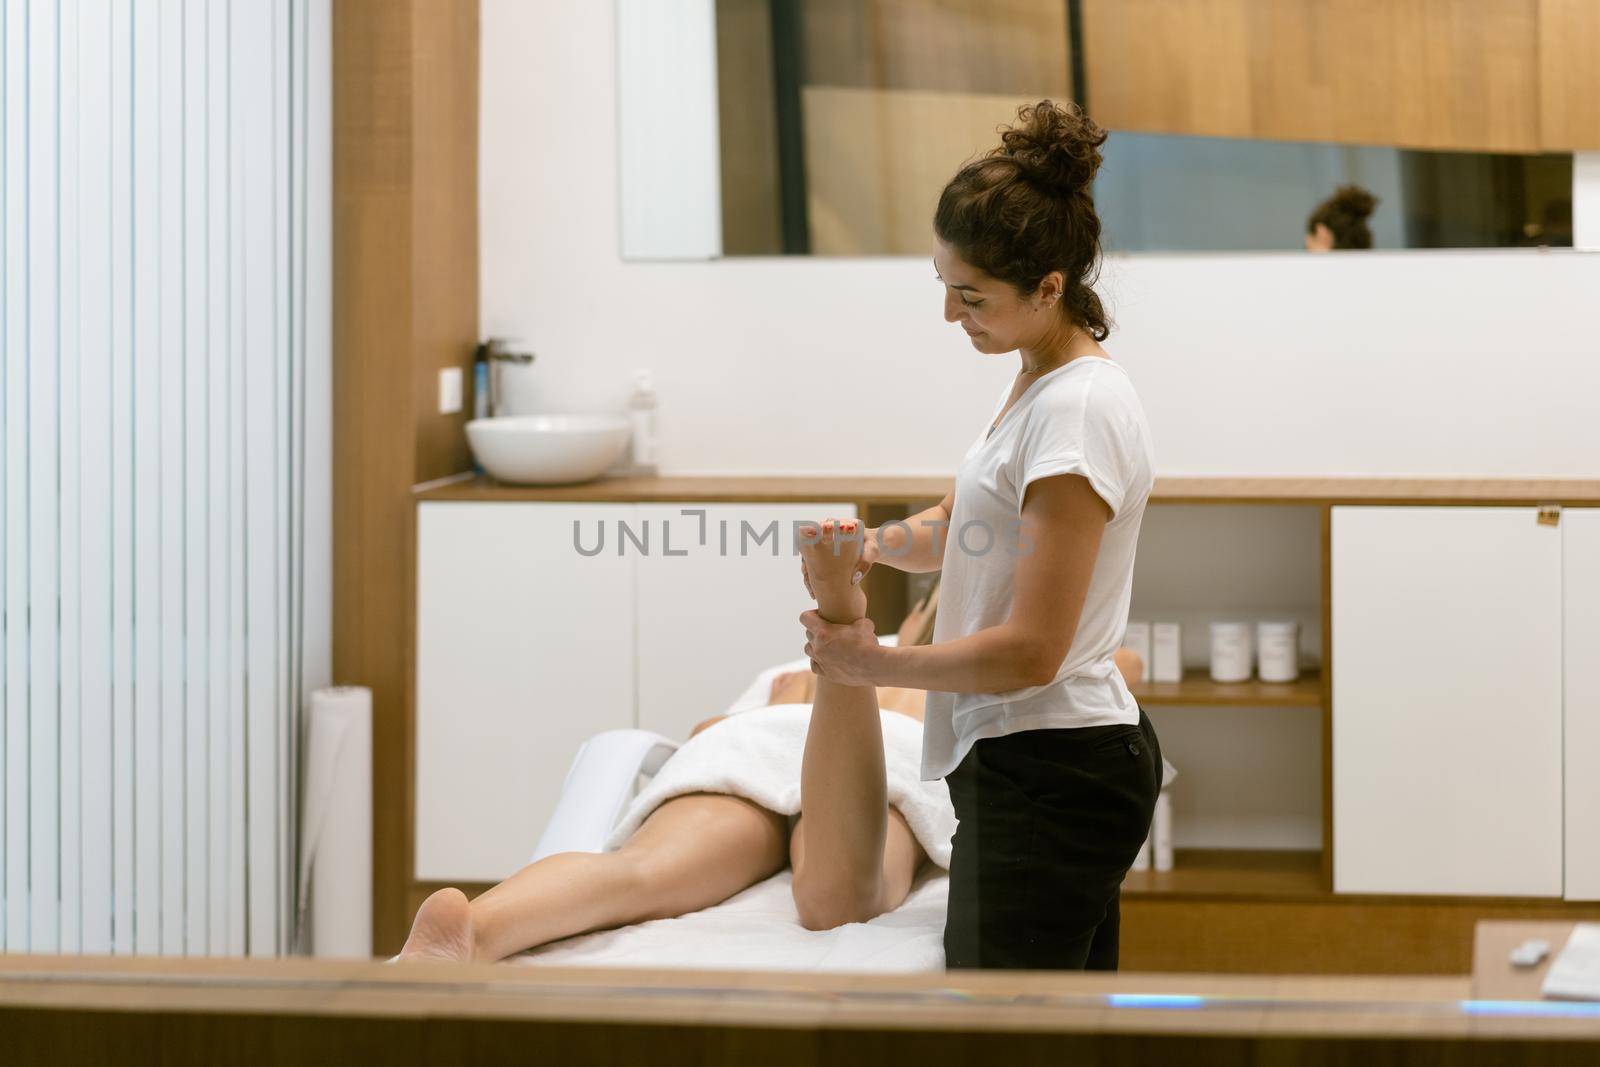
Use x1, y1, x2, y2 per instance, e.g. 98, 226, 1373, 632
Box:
997, 100, 1106, 196
936, 100, 1112, 341
1307, 184, 1379, 249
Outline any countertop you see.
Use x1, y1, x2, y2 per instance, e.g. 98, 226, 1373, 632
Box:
416, 473, 1600, 506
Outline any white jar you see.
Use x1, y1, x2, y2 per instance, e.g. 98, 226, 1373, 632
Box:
1208, 621, 1253, 683
1257, 620, 1301, 683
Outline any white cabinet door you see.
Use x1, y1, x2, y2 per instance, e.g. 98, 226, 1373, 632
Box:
635, 503, 856, 743
1565, 508, 1600, 901
415, 503, 636, 882
1332, 507, 1563, 897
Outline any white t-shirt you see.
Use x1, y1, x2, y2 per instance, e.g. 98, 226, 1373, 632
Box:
920, 355, 1155, 781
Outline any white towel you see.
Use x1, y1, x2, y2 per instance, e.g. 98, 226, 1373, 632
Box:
605, 704, 957, 869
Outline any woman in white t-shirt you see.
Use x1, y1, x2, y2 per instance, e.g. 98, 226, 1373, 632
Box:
801, 99, 1162, 970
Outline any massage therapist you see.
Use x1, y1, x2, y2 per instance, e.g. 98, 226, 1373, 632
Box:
800, 100, 1162, 971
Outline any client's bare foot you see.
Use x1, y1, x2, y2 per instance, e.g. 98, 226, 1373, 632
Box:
798, 518, 867, 624
398, 887, 477, 962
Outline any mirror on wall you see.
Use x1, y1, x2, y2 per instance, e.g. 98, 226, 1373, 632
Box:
617, 0, 1579, 259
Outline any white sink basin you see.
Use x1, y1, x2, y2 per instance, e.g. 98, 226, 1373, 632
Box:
466, 415, 632, 485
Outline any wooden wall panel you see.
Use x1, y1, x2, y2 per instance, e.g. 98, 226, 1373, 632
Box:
1539, 0, 1600, 149
1082, 0, 1569, 152
803, 87, 1040, 254
803, 0, 1071, 97
412, 1, 480, 485
1080, 0, 1254, 141
334, 0, 478, 956
716, 0, 785, 255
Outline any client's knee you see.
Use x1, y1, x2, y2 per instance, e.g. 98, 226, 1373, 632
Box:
791, 871, 882, 932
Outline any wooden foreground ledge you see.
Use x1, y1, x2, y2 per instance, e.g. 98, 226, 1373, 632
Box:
3, 955, 1598, 1066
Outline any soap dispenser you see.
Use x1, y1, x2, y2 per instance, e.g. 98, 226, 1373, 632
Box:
628, 369, 658, 477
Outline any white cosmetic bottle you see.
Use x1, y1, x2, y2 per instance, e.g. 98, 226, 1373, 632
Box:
628, 369, 658, 477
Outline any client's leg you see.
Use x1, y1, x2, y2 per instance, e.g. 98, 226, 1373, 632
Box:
790, 519, 903, 930
790, 806, 927, 925
400, 792, 788, 962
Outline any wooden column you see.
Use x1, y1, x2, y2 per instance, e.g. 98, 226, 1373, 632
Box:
333, 0, 479, 954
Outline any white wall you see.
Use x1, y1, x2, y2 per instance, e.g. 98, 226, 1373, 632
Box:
481, 0, 1600, 478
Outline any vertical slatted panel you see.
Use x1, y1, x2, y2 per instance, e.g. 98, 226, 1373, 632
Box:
206, 0, 231, 956
270, 0, 287, 955
237, 0, 276, 957
224, 0, 247, 954
108, 0, 134, 956
27, 0, 60, 955
130, 0, 160, 955
181, 0, 208, 957
4, 0, 31, 953
286, 0, 313, 948
298, 0, 330, 934
1, 0, 326, 957
274, 0, 292, 951
156, 0, 184, 957
76, 0, 112, 957
57, 0, 81, 955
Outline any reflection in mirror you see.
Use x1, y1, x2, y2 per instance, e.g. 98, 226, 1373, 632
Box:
656, 0, 1586, 257
1097, 134, 1573, 253
715, 0, 1075, 256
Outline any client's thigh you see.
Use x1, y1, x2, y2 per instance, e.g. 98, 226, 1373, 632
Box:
617, 793, 790, 919
789, 806, 925, 914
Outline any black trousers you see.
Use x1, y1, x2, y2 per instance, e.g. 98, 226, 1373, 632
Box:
943, 708, 1163, 970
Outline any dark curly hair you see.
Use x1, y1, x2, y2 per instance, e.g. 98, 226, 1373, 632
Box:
934, 100, 1110, 341
1307, 184, 1379, 249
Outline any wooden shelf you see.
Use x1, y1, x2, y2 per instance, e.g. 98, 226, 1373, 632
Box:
415, 473, 1600, 506
1130, 669, 1323, 708
1122, 848, 1326, 899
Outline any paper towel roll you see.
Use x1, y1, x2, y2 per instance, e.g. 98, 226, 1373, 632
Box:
298, 686, 373, 957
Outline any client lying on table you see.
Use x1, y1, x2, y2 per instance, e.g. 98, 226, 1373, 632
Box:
399, 520, 1141, 962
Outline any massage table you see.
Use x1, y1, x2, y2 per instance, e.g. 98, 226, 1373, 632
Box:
513, 643, 952, 973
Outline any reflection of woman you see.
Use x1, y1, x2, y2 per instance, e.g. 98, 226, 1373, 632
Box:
397, 562, 1139, 964
800, 100, 1162, 971
1305, 184, 1378, 251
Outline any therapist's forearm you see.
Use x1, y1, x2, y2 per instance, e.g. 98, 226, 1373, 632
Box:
872, 625, 1058, 694
870, 503, 951, 573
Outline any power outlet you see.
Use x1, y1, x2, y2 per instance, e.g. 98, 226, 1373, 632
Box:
438, 367, 464, 414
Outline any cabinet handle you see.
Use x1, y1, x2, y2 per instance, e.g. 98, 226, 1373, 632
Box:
1537, 504, 1561, 528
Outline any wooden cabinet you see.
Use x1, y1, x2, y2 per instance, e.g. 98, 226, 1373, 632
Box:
414, 499, 854, 883
1564, 508, 1600, 901
414, 503, 637, 882
1331, 506, 1564, 896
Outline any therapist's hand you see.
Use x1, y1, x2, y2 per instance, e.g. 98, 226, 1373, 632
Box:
800, 526, 879, 599
799, 610, 881, 686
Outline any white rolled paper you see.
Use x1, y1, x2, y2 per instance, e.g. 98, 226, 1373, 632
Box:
298, 686, 373, 958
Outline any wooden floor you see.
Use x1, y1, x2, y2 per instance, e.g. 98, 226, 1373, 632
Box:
5, 955, 1600, 1066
